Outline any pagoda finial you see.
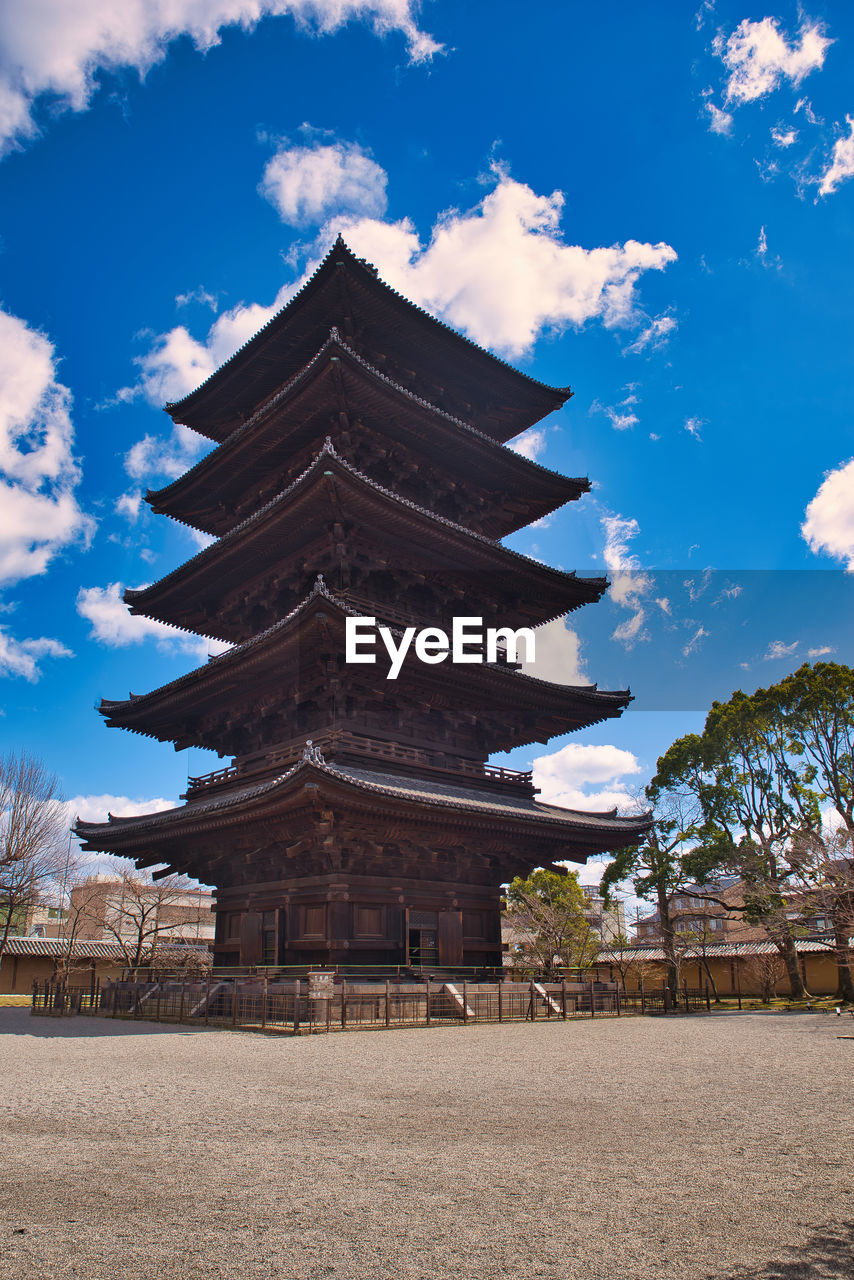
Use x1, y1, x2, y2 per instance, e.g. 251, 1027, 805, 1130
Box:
301, 739, 327, 765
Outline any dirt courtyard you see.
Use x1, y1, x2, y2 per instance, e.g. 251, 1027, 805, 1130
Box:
1, 1008, 852, 1280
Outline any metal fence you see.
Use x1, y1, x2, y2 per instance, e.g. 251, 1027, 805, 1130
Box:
31, 975, 711, 1033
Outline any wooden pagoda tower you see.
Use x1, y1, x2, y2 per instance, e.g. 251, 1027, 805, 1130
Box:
76, 237, 649, 971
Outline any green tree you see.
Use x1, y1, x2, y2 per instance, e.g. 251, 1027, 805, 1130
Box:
504, 868, 600, 977
651, 663, 854, 1003
601, 787, 701, 998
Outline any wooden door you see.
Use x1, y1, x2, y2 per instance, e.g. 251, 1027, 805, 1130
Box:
239, 909, 262, 966
438, 909, 463, 966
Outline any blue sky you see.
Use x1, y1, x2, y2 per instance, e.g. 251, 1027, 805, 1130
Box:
1, 1, 853, 855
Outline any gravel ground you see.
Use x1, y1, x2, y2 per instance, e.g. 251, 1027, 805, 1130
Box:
1, 1009, 852, 1280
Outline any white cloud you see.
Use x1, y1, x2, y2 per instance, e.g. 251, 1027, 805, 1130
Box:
624, 312, 677, 354
818, 116, 854, 197
604, 408, 638, 431
533, 741, 641, 813
713, 17, 832, 106
115, 490, 142, 522
601, 513, 652, 648
521, 616, 586, 685
801, 456, 854, 569
0, 1, 442, 156
771, 126, 798, 148
175, 287, 218, 311
763, 639, 799, 661
260, 140, 387, 226
76, 581, 230, 659
757, 226, 768, 259
67, 793, 177, 825
706, 102, 734, 135
124, 422, 212, 482
682, 625, 709, 657
124, 162, 678, 471
684, 416, 704, 440
807, 645, 835, 659
507, 427, 547, 462
0, 625, 72, 681
0, 308, 94, 587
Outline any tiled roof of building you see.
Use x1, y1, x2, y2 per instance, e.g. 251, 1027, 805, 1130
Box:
601, 937, 849, 962
1, 937, 210, 960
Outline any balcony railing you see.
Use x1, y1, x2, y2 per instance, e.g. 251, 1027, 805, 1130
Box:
185, 730, 534, 798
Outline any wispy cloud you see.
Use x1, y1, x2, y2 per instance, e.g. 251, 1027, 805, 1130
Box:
76, 582, 230, 659
624, 312, 677, 354
507, 427, 547, 461
818, 116, 854, 197
684, 416, 704, 440
601, 513, 652, 647
0, 1, 443, 157
713, 17, 832, 106
0, 626, 71, 681
763, 638, 799, 661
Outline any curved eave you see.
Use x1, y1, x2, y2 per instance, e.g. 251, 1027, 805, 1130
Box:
165, 237, 571, 441
74, 757, 651, 853
125, 445, 607, 629
147, 332, 587, 538
96, 584, 631, 745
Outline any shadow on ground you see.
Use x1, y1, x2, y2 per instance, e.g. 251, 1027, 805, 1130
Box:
0, 1007, 210, 1038
710, 1221, 854, 1280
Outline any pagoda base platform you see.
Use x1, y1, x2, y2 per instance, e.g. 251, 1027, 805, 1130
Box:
213, 871, 503, 970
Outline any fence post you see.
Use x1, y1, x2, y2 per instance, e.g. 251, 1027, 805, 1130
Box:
705, 981, 711, 1012
589, 980, 595, 1018
498, 980, 503, 1024
340, 980, 346, 1030
204, 973, 211, 1026
425, 978, 431, 1025
529, 980, 536, 1021
663, 980, 671, 1014
462, 980, 469, 1024
683, 980, 689, 1014
293, 979, 300, 1035
262, 976, 268, 1031
155, 982, 162, 1024
640, 979, 646, 1015
178, 981, 186, 1024
385, 979, 391, 1028
231, 980, 238, 1028
736, 959, 742, 1011
616, 984, 621, 1017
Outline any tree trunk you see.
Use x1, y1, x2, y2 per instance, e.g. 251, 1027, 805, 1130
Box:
657, 887, 679, 996
832, 921, 854, 1002
775, 929, 806, 1000
700, 954, 719, 1001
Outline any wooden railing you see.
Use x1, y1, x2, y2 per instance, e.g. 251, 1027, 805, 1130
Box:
185, 731, 534, 797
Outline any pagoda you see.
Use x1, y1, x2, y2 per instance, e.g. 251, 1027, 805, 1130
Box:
76, 238, 649, 971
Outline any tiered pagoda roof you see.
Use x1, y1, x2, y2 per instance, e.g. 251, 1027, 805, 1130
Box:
125, 442, 605, 643
166, 237, 571, 442
76, 236, 649, 970
149, 331, 585, 539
